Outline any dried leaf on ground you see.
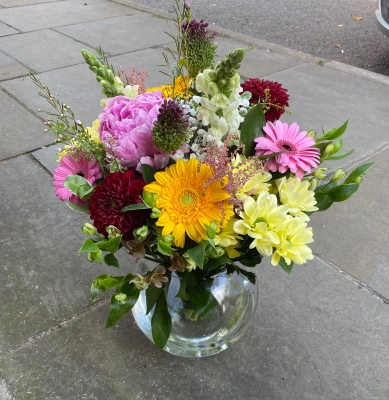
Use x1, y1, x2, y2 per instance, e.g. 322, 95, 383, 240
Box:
336, 44, 341, 48
338, 24, 344, 27
353, 16, 362, 21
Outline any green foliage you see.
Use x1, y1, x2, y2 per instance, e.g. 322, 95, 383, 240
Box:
67, 202, 90, 214
279, 258, 294, 274
146, 284, 164, 314
186, 242, 206, 269
240, 102, 266, 157
151, 292, 172, 349
121, 203, 150, 212
186, 286, 218, 318
106, 282, 140, 328
141, 164, 157, 183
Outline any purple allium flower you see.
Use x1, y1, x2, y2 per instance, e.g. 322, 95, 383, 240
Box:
152, 99, 190, 153
99, 92, 165, 169
181, 19, 216, 43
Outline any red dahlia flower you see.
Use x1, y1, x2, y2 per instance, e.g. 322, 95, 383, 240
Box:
241, 78, 289, 122
89, 170, 149, 240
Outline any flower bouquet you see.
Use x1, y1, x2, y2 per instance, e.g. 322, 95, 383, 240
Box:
32, 1, 373, 356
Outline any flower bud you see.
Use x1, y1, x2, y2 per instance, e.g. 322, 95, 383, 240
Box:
208, 70, 217, 81
114, 293, 127, 305
330, 168, 346, 183
352, 176, 363, 184
133, 225, 149, 241
306, 130, 316, 138
207, 82, 219, 96
160, 234, 174, 244
151, 207, 162, 218
308, 178, 318, 191
100, 98, 107, 108
113, 76, 124, 93
209, 246, 225, 258
313, 168, 328, 179
82, 222, 97, 235
323, 143, 335, 158
106, 225, 121, 239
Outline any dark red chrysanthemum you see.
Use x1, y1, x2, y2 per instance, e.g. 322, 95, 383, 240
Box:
89, 170, 149, 240
241, 78, 290, 122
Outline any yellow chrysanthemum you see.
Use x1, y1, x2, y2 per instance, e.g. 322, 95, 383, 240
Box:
144, 158, 234, 247
271, 216, 314, 266
85, 119, 101, 143
214, 218, 242, 259
233, 191, 289, 257
146, 76, 193, 99
276, 176, 318, 221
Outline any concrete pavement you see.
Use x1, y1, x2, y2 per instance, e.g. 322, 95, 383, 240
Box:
0, 0, 388, 399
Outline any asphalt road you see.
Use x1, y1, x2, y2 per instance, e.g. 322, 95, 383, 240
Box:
128, 0, 389, 77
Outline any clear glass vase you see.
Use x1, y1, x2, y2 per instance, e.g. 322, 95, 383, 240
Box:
132, 271, 258, 357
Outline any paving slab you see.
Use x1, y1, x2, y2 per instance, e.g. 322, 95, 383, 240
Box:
0, 20, 18, 35
0, 29, 95, 73
214, 36, 304, 79
0, 50, 29, 80
310, 146, 389, 299
1, 46, 174, 131
0, 257, 387, 399
0, 89, 54, 160
0, 0, 62, 6
55, 13, 175, 56
0, 155, 146, 351
0, 0, 135, 32
269, 64, 389, 172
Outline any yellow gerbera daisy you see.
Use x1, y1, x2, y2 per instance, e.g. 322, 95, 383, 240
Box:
146, 75, 193, 99
144, 158, 234, 247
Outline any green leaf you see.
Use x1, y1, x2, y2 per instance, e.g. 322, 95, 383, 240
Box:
121, 203, 150, 212
63, 175, 93, 198
176, 280, 188, 301
89, 250, 103, 264
96, 235, 122, 253
319, 119, 348, 141
157, 239, 176, 257
314, 193, 333, 212
151, 292, 172, 349
321, 183, 359, 202
257, 150, 286, 160
279, 258, 294, 274
325, 147, 356, 161
93, 274, 123, 292
141, 164, 156, 183
67, 202, 90, 214
146, 284, 164, 314
79, 238, 99, 253
240, 102, 266, 157
205, 253, 231, 270
205, 223, 217, 239
91, 282, 101, 302
104, 253, 120, 269
186, 242, 206, 269
344, 162, 375, 184
186, 286, 218, 318
178, 58, 186, 67
106, 282, 140, 328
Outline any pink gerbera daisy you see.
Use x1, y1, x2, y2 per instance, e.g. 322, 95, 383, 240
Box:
53, 154, 102, 205
254, 121, 320, 179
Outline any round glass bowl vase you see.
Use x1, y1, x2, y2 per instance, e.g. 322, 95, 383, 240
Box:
132, 271, 258, 357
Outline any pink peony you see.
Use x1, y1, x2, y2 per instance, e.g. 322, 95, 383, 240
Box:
53, 154, 102, 205
99, 92, 166, 169
254, 121, 320, 179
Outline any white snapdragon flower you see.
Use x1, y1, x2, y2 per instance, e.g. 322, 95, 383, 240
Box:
122, 85, 139, 99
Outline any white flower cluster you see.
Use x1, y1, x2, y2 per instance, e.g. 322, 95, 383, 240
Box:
192, 69, 245, 146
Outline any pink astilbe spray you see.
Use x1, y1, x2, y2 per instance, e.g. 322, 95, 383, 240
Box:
202, 134, 265, 210
119, 66, 149, 94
